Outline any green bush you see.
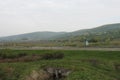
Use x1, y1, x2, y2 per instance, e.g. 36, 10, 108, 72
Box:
0, 68, 6, 80
41, 52, 64, 60
0, 52, 27, 59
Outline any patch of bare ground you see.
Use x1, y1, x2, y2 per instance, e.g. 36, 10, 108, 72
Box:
25, 70, 50, 80
25, 67, 71, 80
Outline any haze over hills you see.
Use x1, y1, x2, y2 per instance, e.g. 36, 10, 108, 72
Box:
0, 31, 67, 42
0, 23, 120, 42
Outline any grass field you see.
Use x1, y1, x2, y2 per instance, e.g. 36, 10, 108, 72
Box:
0, 49, 120, 80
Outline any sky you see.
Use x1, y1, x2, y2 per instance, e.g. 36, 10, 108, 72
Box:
0, 0, 120, 37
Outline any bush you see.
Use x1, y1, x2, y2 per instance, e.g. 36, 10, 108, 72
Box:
18, 53, 27, 57
0, 68, 6, 80
41, 52, 64, 60
0, 52, 27, 59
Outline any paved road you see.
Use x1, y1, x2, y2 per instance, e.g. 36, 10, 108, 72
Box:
1, 47, 120, 51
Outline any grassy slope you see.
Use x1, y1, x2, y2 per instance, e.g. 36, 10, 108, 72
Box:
0, 23, 120, 42
55, 23, 120, 40
0, 32, 66, 41
0, 49, 120, 80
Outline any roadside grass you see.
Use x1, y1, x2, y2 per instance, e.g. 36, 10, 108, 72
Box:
0, 49, 120, 80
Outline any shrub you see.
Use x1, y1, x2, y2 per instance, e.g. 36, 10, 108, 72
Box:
41, 52, 64, 60
0, 52, 27, 59
18, 53, 27, 57
0, 68, 6, 80
114, 63, 120, 71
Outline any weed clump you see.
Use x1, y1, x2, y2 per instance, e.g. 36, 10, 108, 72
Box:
0, 52, 27, 59
41, 52, 64, 60
114, 63, 120, 71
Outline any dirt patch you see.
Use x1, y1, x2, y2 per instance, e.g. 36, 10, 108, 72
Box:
25, 67, 71, 80
25, 70, 50, 80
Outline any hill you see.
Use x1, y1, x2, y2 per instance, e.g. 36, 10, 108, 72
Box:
0, 31, 66, 42
56, 23, 120, 40
0, 23, 120, 42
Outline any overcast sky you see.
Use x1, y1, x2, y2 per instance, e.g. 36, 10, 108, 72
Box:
0, 0, 120, 37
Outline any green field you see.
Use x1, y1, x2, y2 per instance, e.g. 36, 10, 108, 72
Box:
0, 49, 120, 80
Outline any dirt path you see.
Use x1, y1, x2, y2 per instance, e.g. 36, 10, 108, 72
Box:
0, 47, 120, 51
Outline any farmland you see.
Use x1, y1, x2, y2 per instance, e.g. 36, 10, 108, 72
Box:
0, 49, 120, 80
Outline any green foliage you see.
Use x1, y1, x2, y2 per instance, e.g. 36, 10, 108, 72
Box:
0, 50, 27, 59
0, 23, 120, 45
0, 49, 120, 80
41, 52, 64, 60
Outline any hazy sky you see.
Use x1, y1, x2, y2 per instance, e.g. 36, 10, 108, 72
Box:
0, 0, 120, 37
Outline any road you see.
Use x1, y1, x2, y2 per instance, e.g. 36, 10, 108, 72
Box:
0, 47, 120, 51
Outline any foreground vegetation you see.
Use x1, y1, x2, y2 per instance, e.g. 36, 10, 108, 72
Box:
0, 49, 120, 80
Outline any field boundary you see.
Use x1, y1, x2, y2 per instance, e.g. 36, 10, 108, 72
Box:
0, 47, 120, 51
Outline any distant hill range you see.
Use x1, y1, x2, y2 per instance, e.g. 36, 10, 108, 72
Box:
0, 32, 67, 42
0, 23, 120, 42
56, 23, 120, 41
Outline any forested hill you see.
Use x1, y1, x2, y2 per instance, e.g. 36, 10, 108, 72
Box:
56, 23, 120, 41
0, 23, 120, 42
0, 31, 66, 42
